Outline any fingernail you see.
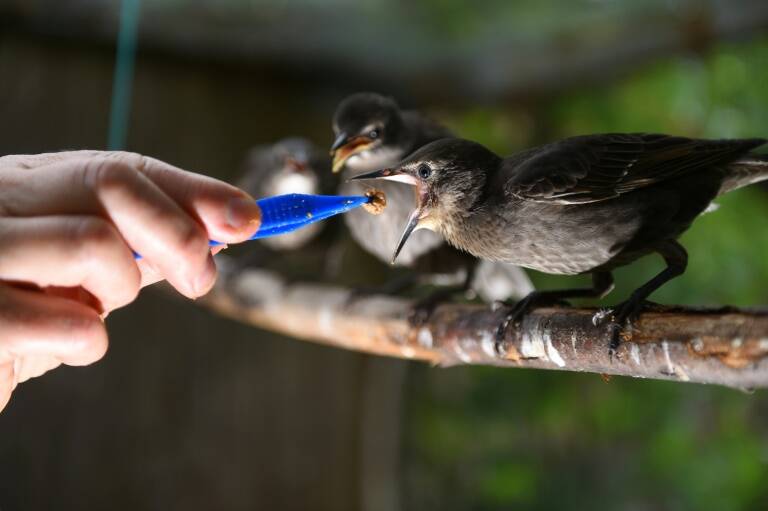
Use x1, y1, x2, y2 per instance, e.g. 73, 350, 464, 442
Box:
226, 197, 261, 232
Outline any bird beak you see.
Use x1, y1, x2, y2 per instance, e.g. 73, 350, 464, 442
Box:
350, 167, 427, 264
391, 207, 424, 264
285, 156, 308, 173
330, 133, 375, 173
330, 132, 348, 153
347, 167, 418, 186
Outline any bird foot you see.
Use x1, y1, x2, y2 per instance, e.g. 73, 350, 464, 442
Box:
343, 274, 418, 308
408, 286, 468, 327
494, 292, 571, 351
602, 298, 650, 357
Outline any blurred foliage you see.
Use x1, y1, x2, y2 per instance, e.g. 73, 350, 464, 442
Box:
406, 38, 768, 510
553, 38, 768, 307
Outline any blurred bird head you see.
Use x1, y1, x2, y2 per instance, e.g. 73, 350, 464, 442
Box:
274, 137, 312, 172
239, 137, 325, 251
330, 92, 406, 173
351, 138, 500, 263
241, 137, 320, 198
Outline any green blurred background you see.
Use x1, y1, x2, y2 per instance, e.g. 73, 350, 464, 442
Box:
1, 1, 768, 510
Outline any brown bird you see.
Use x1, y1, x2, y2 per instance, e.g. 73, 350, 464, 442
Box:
351, 133, 768, 351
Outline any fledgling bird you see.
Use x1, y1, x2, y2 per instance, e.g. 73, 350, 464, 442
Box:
330, 92, 534, 302
237, 137, 329, 251
331, 92, 450, 266
351, 133, 768, 350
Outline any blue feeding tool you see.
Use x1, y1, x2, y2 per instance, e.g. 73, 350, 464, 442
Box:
133, 193, 373, 260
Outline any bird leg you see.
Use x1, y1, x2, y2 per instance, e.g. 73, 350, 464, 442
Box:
605, 240, 688, 354
408, 262, 478, 326
495, 271, 615, 346
343, 271, 420, 307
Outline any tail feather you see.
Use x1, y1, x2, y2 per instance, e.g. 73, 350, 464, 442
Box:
720, 153, 768, 195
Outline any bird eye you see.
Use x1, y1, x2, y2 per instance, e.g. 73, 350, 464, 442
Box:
417, 163, 432, 179
368, 129, 379, 139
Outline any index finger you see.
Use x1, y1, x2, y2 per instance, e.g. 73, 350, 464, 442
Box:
0, 151, 262, 244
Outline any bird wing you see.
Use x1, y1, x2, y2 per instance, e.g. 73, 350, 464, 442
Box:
500, 133, 766, 204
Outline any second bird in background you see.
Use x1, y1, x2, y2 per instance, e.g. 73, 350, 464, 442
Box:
330, 92, 533, 302
237, 137, 331, 251
331, 92, 449, 266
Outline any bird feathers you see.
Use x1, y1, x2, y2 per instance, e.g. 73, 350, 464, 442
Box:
501, 133, 766, 204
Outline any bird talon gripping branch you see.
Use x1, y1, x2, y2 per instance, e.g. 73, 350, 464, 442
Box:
592, 308, 611, 326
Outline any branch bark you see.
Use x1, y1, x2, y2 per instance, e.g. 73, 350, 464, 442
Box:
200, 260, 768, 390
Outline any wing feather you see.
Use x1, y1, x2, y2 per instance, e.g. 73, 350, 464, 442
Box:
500, 133, 765, 204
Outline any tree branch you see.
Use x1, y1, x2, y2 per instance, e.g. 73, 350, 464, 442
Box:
200, 259, 768, 390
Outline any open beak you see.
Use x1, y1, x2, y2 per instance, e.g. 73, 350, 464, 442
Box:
390, 208, 423, 264
330, 133, 375, 173
348, 167, 418, 186
350, 167, 426, 264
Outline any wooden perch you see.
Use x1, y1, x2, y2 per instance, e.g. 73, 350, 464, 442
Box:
201, 261, 768, 390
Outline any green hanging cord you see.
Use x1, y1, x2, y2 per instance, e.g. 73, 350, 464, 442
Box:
107, 0, 141, 150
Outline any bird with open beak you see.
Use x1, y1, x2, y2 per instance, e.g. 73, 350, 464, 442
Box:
330, 92, 449, 267
330, 93, 533, 303
352, 134, 768, 352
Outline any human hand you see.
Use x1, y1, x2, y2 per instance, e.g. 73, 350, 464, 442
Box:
0, 151, 261, 411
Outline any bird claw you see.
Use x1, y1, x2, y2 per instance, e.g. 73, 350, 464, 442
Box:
408, 286, 467, 327
408, 302, 434, 327
591, 308, 612, 326
494, 293, 571, 348
603, 298, 648, 357
342, 286, 376, 309
344, 274, 419, 308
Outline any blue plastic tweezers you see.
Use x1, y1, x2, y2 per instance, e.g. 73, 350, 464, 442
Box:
134, 193, 370, 259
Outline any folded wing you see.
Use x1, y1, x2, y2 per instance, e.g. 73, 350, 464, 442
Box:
501, 133, 765, 204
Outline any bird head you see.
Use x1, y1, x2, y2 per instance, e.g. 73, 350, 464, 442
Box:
350, 138, 500, 263
330, 92, 404, 173
265, 137, 319, 196
274, 137, 314, 173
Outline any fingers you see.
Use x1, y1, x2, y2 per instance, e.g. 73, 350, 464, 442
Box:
0, 284, 108, 413
0, 150, 254, 411
0, 150, 262, 243
0, 358, 60, 414
0, 284, 108, 367
110, 152, 262, 243
0, 216, 141, 312
0, 158, 216, 298
0, 362, 13, 412
84, 159, 218, 298
0, 151, 95, 170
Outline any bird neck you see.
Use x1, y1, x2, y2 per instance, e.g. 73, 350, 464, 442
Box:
430, 174, 487, 242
